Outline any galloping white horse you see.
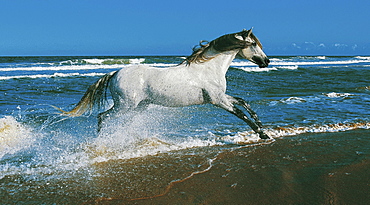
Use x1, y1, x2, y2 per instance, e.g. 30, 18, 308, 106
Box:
58, 29, 271, 139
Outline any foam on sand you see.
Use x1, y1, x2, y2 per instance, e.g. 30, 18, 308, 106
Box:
220, 122, 370, 145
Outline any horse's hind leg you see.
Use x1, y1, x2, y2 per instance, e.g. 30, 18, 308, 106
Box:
97, 99, 147, 132
97, 106, 123, 132
97, 108, 110, 132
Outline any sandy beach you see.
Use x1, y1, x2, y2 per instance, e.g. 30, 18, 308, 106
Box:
94, 129, 370, 204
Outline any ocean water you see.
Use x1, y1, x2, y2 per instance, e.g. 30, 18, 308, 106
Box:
0, 55, 369, 203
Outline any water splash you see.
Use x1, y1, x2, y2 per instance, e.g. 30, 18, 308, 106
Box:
0, 116, 36, 158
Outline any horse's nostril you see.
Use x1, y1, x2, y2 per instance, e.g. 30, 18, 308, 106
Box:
252, 56, 269, 68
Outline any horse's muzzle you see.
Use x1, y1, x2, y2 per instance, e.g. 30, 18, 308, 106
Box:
252, 56, 270, 68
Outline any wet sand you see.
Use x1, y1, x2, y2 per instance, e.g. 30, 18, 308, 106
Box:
95, 129, 370, 204
2, 129, 369, 204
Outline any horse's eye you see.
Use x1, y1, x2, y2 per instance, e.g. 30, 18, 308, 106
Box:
252, 42, 257, 46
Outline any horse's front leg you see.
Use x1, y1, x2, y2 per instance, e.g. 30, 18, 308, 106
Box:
229, 96, 263, 128
216, 96, 270, 139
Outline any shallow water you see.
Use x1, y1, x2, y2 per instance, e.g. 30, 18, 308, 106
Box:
0, 56, 369, 203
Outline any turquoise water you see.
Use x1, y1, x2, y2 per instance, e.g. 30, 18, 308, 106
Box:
0, 56, 369, 203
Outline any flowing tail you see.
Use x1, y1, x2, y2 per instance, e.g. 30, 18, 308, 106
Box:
54, 71, 117, 117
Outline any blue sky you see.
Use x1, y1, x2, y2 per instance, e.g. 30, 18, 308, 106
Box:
1, 0, 369, 56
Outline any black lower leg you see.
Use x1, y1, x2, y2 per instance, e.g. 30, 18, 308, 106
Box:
231, 107, 270, 139
234, 97, 263, 128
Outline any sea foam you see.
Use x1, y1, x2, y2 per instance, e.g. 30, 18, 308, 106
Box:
220, 122, 370, 145
0, 116, 35, 158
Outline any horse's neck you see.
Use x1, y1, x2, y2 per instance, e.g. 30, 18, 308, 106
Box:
195, 48, 238, 76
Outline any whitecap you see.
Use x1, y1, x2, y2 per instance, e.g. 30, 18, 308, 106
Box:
355, 56, 370, 60
267, 59, 369, 67
275, 65, 299, 70
0, 72, 107, 80
316, 56, 326, 60
238, 67, 278, 72
279, 97, 306, 104
82, 59, 106, 64
129, 58, 145, 64
324, 92, 354, 98
268, 58, 284, 62
0, 64, 127, 72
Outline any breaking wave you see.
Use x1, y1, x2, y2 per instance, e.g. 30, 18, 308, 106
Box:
0, 72, 107, 80
1, 56, 369, 75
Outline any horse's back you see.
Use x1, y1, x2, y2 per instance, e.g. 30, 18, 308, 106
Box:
111, 65, 148, 91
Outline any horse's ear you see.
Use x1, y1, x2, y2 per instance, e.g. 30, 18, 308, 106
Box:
246, 27, 253, 37
248, 27, 253, 37
241, 28, 253, 39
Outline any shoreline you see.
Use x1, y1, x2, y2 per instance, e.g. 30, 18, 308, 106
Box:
97, 129, 370, 204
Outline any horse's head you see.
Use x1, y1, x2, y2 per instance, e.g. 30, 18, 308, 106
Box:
184, 29, 270, 67
235, 28, 270, 68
